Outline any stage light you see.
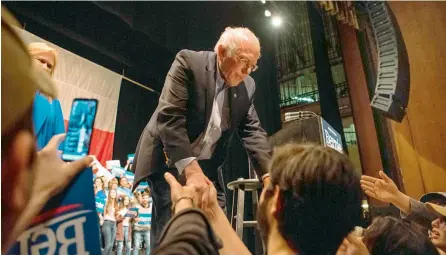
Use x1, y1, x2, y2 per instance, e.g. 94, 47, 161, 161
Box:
264, 10, 271, 17
272, 16, 282, 27
261, 0, 266, 4
361, 200, 369, 210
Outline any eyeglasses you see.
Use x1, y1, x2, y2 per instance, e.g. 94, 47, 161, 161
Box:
235, 55, 258, 73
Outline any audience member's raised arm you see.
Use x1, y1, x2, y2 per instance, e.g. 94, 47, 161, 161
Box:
152, 173, 222, 255
361, 171, 411, 214
203, 178, 252, 255
360, 171, 435, 229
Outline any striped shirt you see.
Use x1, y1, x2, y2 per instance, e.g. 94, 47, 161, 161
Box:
133, 203, 152, 231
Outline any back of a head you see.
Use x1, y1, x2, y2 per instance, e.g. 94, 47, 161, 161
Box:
363, 216, 439, 255
270, 144, 362, 255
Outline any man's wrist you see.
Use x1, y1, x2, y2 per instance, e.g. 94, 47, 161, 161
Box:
184, 160, 203, 178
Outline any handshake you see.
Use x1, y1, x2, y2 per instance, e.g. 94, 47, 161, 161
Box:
164, 170, 218, 217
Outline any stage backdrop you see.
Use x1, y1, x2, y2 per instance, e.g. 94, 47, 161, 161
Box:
17, 29, 123, 165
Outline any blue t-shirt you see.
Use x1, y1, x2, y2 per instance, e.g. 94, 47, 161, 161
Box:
32, 92, 65, 150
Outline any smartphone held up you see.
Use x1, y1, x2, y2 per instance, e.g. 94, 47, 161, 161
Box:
62, 98, 98, 161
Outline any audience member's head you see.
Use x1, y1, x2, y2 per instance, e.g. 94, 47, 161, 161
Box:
94, 177, 105, 191
105, 189, 118, 215
141, 192, 150, 208
28, 42, 57, 76
214, 27, 260, 86
132, 191, 142, 206
257, 144, 362, 255
426, 203, 446, 254
119, 195, 131, 210
362, 216, 439, 255
143, 187, 151, 197
1, 6, 57, 247
119, 177, 129, 188
108, 178, 119, 190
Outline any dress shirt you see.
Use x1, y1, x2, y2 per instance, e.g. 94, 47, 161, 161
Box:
175, 66, 228, 173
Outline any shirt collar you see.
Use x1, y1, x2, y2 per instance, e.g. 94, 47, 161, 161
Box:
216, 62, 228, 92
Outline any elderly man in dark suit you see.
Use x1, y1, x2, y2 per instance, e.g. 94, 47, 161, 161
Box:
132, 27, 272, 249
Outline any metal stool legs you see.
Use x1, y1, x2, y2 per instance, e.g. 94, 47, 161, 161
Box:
227, 178, 265, 254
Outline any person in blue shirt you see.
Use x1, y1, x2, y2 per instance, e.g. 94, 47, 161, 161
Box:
28, 42, 65, 150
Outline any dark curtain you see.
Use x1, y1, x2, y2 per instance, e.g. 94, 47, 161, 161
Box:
113, 80, 160, 166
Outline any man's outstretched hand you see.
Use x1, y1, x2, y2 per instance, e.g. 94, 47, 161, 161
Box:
184, 160, 211, 209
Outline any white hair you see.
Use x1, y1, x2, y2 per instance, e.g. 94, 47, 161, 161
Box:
214, 27, 260, 56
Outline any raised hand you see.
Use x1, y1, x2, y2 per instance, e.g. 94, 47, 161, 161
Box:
360, 171, 399, 203
184, 160, 211, 209
164, 172, 199, 214
32, 134, 93, 198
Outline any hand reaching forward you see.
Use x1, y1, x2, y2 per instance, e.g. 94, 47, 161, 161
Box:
185, 162, 211, 209
360, 171, 399, 203
165, 172, 200, 214
32, 134, 94, 199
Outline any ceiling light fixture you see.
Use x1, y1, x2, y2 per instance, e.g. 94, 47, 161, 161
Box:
272, 16, 283, 27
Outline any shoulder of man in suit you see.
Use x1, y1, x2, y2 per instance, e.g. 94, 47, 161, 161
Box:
176, 49, 213, 58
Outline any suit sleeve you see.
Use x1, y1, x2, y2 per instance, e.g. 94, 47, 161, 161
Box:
400, 198, 437, 229
238, 87, 272, 178
157, 50, 195, 166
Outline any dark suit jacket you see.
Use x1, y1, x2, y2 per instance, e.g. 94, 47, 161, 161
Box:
132, 50, 271, 186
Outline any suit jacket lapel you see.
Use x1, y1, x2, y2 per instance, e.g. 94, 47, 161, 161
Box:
204, 53, 217, 127
229, 82, 248, 131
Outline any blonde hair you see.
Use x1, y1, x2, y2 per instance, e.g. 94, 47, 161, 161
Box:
105, 189, 118, 215
214, 27, 260, 57
28, 42, 57, 75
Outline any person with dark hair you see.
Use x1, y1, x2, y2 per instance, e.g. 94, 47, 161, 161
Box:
255, 143, 363, 255
187, 143, 363, 255
361, 216, 439, 255
426, 203, 446, 255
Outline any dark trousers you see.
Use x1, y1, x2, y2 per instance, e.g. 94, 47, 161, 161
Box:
147, 160, 227, 252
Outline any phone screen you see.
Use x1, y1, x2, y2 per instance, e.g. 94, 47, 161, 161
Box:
62, 99, 98, 161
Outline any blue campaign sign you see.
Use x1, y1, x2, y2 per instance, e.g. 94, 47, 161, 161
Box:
125, 171, 135, 183
117, 187, 132, 198
95, 191, 106, 213
127, 153, 135, 163
136, 182, 149, 191
7, 167, 101, 255
320, 119, 343, 153
124, 208, 139, 218
111, 167, 126, 177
